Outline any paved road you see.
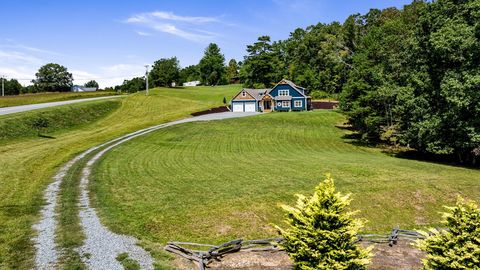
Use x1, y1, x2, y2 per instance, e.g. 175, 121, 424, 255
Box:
0, 95, 122, 116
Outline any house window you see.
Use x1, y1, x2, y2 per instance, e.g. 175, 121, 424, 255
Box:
282, 101, 290, 107
294, 100, 302, 107
279, 89, 289, 96
277, 101, 282, 107
242, 91, 246, 97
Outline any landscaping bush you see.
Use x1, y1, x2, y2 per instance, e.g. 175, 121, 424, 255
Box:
275, 174, 371, 270
417, 198, 480, 270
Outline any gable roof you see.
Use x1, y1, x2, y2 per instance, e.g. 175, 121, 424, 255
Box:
232, 88, 269, 101
245, 89, 269, 100
269, 79, 307, 98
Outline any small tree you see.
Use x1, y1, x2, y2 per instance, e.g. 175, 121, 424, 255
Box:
275, 174, 371, 270
417, 198, 480, 270
223, 97, 227, 104
32, 116, 49, 136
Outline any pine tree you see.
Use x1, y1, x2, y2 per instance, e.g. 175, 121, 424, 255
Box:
417, 198, 480, 270
276, 174, 371, 270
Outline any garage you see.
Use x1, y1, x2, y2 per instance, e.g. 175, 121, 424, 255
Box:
232, 102, 257, 112
244, 102, 256, 112
232, 103, 244, 112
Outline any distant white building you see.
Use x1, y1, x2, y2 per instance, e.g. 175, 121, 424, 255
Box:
182, 80, 201, 87
71, 85, 97, 92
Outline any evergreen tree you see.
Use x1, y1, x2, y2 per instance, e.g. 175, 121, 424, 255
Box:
417, 198, 480, 270
226, 59, 239, 83
240, 36, 279, 88
276, 174, 371, 270
198, 43, 225, 86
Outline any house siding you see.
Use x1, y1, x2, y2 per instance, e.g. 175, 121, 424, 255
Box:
269, 84, 304, 98
291, 97, 306, 111
231, 81, 309, 112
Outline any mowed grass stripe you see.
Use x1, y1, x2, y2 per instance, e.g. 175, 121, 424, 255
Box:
0, 85, 239, 268
91, 110, 479, 268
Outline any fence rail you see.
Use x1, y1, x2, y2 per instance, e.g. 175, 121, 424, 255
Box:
164, 227, 435, 270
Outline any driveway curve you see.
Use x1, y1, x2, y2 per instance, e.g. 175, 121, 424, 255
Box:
32, 112, 259, 270
0, 96, 122, 116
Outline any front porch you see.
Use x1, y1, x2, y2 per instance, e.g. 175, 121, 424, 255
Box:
260, 95, 273, 112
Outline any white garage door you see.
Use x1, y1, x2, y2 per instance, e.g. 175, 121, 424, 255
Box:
244, 103, 256, 112
232, 103, 244, 112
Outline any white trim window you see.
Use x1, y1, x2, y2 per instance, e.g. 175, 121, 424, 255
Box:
294, 100, 302, 107
278, 89, 289, 96
282, 101, 290, 107
277, 101, 282, 107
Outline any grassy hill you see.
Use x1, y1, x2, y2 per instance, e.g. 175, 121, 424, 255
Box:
0, 85, 239, 269
0, 91, 116, 108
0, 99, 121, 143
91, 110, 480, 266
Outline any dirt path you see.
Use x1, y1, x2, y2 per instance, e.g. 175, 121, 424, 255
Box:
32, 112, 258, 269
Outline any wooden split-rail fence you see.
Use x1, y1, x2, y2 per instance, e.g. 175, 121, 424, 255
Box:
164, 227, 434, 270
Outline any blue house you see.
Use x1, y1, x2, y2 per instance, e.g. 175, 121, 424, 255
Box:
230, 79, 311, 112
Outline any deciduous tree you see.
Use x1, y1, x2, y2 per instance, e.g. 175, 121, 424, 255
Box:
84, 80, 99, 88
33, 63, 73, 92
150, 57, 180, 87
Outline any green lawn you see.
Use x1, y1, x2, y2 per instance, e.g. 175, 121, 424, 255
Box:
92, 111, 479, 267
0, 85, 239, 269
0, 91, 116, 108
0, 99, 121, 143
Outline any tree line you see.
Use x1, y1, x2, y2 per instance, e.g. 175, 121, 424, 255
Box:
2, 63, 100, 95
235, 0, 479, 165
3, 0, 477, 165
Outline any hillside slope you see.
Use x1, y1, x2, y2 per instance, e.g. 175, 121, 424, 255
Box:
0, 85, 239, 269
92, 110, 479, 268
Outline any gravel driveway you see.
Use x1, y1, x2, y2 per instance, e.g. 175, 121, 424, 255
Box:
32, 111, 259, 269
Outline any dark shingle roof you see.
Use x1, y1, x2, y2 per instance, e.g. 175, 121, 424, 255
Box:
243, 89, 269, 100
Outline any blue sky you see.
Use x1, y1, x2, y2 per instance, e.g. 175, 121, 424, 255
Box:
0, 0, 412, 87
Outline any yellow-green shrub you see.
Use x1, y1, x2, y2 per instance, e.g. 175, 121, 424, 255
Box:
417, 198, 480, 270
275, 174, 371, 270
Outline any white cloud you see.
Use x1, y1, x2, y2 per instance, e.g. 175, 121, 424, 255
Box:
0, 40, 145, 88
127, 11, 218, 25
0, 50, 43, 65
0, 40, 65, 86
126, 11, 221, 42
135, 31, 152, 36
0, 40, 64, 56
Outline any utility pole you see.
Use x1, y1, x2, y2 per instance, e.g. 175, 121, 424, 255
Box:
144, 65, 149, 96
1, 76, 4, 97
